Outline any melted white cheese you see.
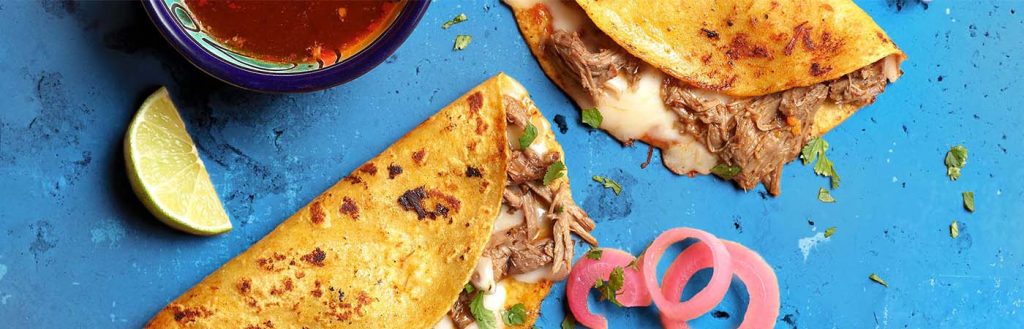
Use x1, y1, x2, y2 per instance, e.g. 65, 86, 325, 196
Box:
595, 69, 682, 143
512, 264, 562, 283
493, 205, 526, 234
662, 135, 718, 175
433, 316, 456, 329
471, 257, 497, 293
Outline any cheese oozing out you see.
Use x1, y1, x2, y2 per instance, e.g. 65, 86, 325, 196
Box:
446, 86, 566, 328
504, 0, 902, 176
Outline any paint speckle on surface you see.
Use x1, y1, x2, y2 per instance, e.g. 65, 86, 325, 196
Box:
798, 232, 828, 262
29, 220, 58, 264
90, 218, 127, 247
0, 264, 7, 282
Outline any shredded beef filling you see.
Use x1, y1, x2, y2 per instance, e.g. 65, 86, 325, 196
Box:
549, 31, 640, 94
547, 28, 889, 195
448, 96, 597, 328
448, 291, 475, 328
663, 61, 888, 195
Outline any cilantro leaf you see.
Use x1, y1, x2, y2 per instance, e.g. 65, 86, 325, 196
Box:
945, 145, 968, 181
464, 283, 474, 294
502, 303, 527, 326
963, 191, 975, 212
581, 108, 603, 128
594, 267, 625, 307
950, 220, 960, 239
592, 175, 622, 195
442, 13, 468, 29
469, 291, 497, 329
710, 164, 742, 180
824, 226, 837, 238
802, 137, 840, 189
453, 35, 472, 51
817, 187, 836, 203
519, 123, 538, 150
543, 161, 566, 185
585, 248, 603, 260
869, 273, 889, 288
801, 137, 827, 164
561, 313, 576, 329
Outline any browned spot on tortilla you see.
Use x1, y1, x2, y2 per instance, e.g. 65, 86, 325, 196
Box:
810, 62, 832, 76
344, 175, 363, 184
171, 305, 211, 324
359, 163, 377, 176
340, 197, 359, 219
427, 189, 462, 213
475, 116, 486, 135
355, 291, 373, 311
700, 28, 720, 40
256, 253, 287, 272
397, 187, 461, 220
692, 75, 738, 91
301, 248, 326, 267
467, 92, 483, 113
876, 31, 889, 44
387, 164, 403, 179
701, 54, 713, 64
237, 278, 252, 295
465, 166, 482, 177
412, 149, 426, 165
725, 34, 771, 61
310, 201, 325, 225
467, 141, 478, 152
283, 278, 294, 291
811, 31, 844, 59
311, 280, 323, 297
397, 187, 428, 219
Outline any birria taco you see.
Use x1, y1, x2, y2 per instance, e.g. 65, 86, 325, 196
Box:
146, 74, 595, 328
505, 0, 906, 195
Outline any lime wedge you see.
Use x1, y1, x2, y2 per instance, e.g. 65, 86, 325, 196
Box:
124, 87, 231, 235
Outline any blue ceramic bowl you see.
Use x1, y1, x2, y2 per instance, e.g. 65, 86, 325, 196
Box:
142, 0, 430, 93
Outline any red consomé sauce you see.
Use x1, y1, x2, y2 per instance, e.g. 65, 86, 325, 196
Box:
184, 0, 406, 64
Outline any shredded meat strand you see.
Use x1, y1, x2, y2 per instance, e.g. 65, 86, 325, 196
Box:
549, 30, 640, 95
448, 291, 475, 328
504, 95, 531, 128
521, 187, 540, 239
508, 149, 559, 184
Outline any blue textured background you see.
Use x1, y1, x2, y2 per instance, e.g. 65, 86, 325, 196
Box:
1, 0, 1022, 328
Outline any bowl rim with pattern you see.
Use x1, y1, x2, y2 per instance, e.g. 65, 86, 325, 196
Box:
141, 0, 431, 93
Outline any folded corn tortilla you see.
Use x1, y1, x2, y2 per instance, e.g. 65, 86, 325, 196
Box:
505, 0, 906, 195
146, 74, 592, 328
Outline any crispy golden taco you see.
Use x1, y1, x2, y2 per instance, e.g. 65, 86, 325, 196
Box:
505, 0, 906, 195
146, 74, 595, 328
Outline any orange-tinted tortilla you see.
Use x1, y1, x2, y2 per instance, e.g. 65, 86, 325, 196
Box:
145, 74, 569, 328
575, 0, 906, 97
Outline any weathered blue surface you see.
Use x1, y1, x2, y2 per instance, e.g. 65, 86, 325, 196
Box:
1, 0, 1022, 328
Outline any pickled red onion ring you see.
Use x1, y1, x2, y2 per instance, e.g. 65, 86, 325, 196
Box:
566, 248, 651, 329
660, 240, 780, 329
640, 228, 732, 321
